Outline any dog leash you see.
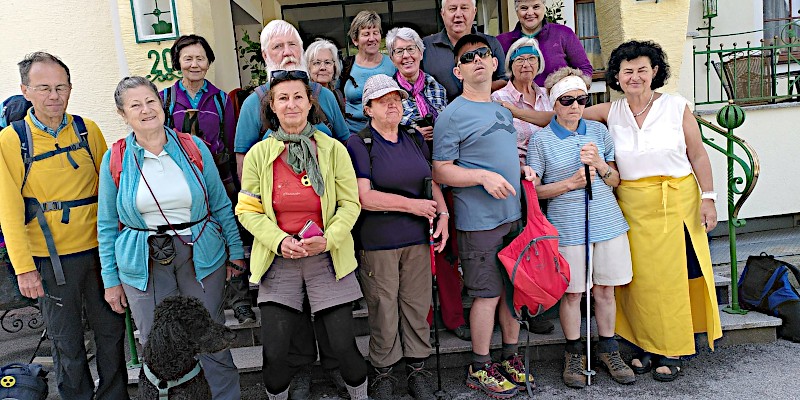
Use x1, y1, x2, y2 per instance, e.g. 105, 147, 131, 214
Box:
142, 361, 202, 400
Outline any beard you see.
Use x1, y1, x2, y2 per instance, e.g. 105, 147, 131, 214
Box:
265, 55, 308, 77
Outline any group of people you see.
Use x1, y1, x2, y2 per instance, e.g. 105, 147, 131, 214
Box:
0, 0, 723, 399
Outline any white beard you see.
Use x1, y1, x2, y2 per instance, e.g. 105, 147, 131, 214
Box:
265, 56, 308, 77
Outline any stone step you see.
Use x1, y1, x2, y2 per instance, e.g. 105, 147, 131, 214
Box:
126, 305, 781, 385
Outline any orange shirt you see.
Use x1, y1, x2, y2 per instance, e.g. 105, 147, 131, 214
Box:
271, 157, 323, 236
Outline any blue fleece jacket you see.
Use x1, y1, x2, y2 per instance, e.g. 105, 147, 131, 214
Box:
97, 128, 244, 291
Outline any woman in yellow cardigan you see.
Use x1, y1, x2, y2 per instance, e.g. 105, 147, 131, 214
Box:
235, 70, 367, 400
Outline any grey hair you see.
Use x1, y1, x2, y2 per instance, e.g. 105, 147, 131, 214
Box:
514, 0, 544, 10
505, 37, 545, 80
305, 39, 342, 82
348, 11, 382, 44
544, 67, 592, 91
442, 0, 477, 9
18, 52, 71, 86
260, 20, 303, 52
386, 27, 425, 56
113, 76, 161, 111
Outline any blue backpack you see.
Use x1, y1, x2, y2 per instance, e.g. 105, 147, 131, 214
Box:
738, 253, 800, 342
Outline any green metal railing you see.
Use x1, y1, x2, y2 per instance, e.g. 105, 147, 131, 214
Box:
695, 106, 760, 314
693, 21, 800, 106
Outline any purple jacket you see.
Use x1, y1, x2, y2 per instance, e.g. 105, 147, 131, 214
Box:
160, 80, 236, 156
497, 21, 593, 86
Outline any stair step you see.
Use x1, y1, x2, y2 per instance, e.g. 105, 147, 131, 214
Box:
126, 305, 780, 384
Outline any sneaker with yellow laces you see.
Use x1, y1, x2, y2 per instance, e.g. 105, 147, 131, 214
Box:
500, 353, 535, 389
465, 362, 519, 399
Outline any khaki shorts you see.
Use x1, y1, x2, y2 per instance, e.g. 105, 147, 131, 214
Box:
560, 233, 633, 293
457, 220, 522, 299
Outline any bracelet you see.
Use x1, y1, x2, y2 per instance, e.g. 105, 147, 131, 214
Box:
701, 191, 717, 202
228, 261, 247, 272
437, 211, 450, 218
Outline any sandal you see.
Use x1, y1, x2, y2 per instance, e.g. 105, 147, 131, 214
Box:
630, 353, 655, 375
652, 357, 683, 382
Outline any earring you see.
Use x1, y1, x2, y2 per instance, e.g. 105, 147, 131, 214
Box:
616, 81, 620, 86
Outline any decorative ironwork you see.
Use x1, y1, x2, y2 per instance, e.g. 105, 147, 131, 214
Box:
695, 104, 760, 315
0, 307, 44, 334
146, 48, 182, 83
144, 0, 172, 35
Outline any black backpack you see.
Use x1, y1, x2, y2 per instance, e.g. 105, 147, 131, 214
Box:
738, 253, 800, 342
0, 95, 32, 129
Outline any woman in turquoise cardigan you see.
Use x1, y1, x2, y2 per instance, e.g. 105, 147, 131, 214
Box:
97, 76, 244, 400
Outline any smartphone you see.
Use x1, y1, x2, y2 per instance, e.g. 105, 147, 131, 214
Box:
423, 177, 433, 201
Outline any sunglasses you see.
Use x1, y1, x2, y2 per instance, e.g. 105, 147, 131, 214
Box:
557, 94, 590, 107
458, 47, 492, 65
270, 70, 309, 85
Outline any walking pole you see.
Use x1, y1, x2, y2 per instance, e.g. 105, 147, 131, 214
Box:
429, 218, 446, 400
583, 164, 595, 386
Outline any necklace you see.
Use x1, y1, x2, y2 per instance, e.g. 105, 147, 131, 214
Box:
631, 91, 655, 118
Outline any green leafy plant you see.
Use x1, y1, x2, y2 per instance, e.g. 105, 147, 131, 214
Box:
545, 0, 565, 24
237, 30, 268, 89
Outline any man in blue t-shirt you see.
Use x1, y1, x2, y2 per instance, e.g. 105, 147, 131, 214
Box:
432, 34, 535, 399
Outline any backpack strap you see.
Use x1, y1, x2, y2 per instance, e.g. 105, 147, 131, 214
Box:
163, 86, 177, 129
254, 84, 268, 102
212, 91, 228, 151
174, 131, 204, 173
338, 55, 357, 93
12, 120, 34, 189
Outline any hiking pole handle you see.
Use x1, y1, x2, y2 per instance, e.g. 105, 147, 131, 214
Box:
584, 164, 593, 200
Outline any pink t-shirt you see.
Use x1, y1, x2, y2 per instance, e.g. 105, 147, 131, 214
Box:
491, 80, 552, 164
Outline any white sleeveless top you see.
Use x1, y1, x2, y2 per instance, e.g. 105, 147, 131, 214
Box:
607, 93, 693, 181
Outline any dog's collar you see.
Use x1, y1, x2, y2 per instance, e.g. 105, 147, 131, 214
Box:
142, 361, 202, 400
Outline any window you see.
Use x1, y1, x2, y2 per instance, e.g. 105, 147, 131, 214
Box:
575, 0, 603, 73
763, 0, 800, 44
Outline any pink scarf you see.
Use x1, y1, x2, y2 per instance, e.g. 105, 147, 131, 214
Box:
396, 71, 430, 120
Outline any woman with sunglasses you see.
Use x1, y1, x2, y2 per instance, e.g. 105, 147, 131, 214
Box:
98, 76, 245, 400
525, 67, 635, 389
491, 37, 552, 166
235, 70, 368, 400
584, 40, 721, 383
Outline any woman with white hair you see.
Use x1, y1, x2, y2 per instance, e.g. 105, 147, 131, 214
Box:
305, 38, 345, 114
491, 37, 552, 166
526, 67, 636, 389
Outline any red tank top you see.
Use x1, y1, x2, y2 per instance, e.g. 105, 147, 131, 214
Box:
272, 154, 323, 235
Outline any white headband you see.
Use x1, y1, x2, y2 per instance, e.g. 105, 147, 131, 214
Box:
549, 75, 589, 108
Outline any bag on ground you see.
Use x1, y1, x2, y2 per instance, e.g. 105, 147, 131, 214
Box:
738, 252, 800, 342
0, 363, 48, 400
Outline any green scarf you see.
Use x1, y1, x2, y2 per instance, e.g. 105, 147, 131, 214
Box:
271, 123, 325, 196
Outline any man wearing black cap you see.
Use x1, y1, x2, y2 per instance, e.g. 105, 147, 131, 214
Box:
432, 34, 535, 399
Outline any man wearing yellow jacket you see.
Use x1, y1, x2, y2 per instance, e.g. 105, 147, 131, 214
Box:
0, 52, 128, 400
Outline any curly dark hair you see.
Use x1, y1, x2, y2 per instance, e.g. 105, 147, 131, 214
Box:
170, 35, 216, 71
605, 40, 670, 92
260, 80, 325, 133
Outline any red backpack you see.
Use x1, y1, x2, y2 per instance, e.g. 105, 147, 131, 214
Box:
498, 179, 570, 320
109, 131, 203, 187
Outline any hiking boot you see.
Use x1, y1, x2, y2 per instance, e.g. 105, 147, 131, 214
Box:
563, 352, 587, 389
233, 304, 256, 324
327, 369, 350, 399
370, 367, 396, 400
500, 353, 535, 389
450, 324, 471, 341
598, 351, 636, 384
465, 363, 518, 399
290, 366, 311, 400
406, 362, 435, 399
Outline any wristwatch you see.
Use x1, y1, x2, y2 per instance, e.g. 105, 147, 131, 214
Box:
437, 211, 450, 218
701, 191, 717, 202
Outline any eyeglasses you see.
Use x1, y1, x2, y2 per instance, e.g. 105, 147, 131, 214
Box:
391, 46, 419, 57
270, 70, 309, 85
557, 94, 590, 107
458, 47, 492, 65
26, 84, 71, 96
311, 60, 335, 68
512, 56, 539, 66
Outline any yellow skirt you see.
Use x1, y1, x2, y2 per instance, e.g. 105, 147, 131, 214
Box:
614, 174, 722, 356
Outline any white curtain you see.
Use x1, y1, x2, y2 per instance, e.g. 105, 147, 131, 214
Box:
576, 2, 601, 65
763, 0, 790, 42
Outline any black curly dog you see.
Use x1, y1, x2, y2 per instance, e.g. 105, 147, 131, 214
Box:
138, 296, 236, 400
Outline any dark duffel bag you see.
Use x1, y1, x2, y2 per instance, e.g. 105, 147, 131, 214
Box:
739, 252, 800, 342
0, 363, 48, 400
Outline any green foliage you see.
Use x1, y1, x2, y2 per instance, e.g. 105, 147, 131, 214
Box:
237, 30, 268, 89
545, 0, 565, 24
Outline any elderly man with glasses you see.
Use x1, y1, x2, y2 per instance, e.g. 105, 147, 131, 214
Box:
432, 35, 535, 399
0, 52, 128, 400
